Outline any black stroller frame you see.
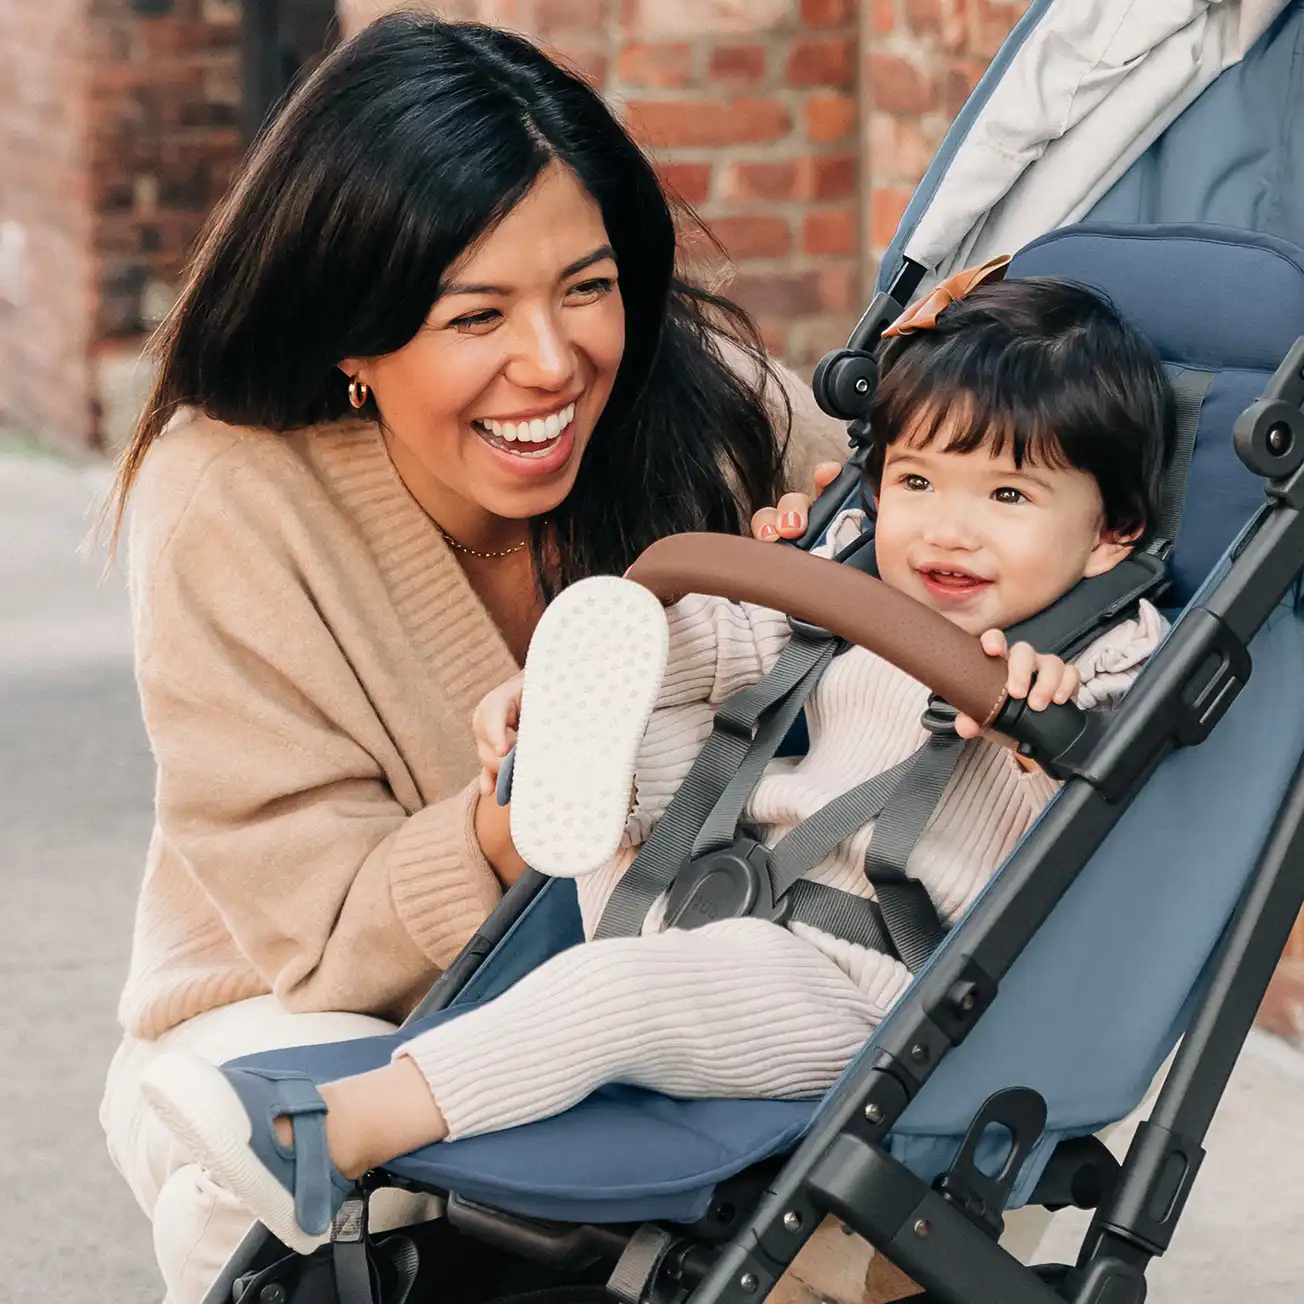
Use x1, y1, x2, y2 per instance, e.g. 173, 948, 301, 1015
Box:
210, 321, 1304, 1304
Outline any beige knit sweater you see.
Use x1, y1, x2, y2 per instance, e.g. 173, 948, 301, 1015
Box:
398, 514, 1167, 1140
119, 370, 848, 1040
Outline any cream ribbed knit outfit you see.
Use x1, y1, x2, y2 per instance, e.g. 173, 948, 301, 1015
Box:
396, 513, 1167, 1140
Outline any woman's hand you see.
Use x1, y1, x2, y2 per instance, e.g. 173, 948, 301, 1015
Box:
473, 670, 524, 797
954, 630, 1080, 770
750, 462, 843, 542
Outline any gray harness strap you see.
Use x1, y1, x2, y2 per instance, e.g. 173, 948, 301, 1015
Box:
593, 632, 838, 941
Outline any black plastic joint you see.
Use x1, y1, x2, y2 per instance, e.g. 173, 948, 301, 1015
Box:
917, 953, 999, 1046
1096, 1120, 1205, 1256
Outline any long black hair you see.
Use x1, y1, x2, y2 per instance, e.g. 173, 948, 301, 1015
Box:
869, 277, 1174, 545
111, 12, 791, 595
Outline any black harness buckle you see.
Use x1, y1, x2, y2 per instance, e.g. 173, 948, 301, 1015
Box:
662, 838, 788, 931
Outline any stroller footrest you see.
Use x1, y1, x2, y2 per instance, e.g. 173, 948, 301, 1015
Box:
805, 1135, 1062, 1304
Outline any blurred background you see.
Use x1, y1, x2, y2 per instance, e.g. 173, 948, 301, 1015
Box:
2, 2, 1304, 1300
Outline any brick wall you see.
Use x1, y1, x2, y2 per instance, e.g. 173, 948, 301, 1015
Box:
1, 0, 1035, 440
0, 0, 95, 450
86, 0, 245, 448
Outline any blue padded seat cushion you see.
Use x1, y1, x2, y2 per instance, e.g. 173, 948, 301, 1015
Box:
230, 1007, 815, 1226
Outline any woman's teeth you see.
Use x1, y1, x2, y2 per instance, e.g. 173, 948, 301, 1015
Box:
477, 402, 575, 445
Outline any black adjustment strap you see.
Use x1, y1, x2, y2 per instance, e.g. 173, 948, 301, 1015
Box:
1153, 366, 1217, 551
332, 1193, 376, 1304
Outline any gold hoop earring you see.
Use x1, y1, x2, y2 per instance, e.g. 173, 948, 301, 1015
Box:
348, 377, 370, 409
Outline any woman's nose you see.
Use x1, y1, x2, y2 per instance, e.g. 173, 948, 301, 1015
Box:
507, 311, 576, 391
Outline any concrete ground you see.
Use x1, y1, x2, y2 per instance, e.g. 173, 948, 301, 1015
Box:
2, 447, 1302, 1303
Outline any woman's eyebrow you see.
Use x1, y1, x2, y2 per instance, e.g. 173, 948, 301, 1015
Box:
440, 245, 616, 298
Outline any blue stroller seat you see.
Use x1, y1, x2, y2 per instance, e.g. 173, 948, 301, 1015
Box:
216, 220, 1304, 1304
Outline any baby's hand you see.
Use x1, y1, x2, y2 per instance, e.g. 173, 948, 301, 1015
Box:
953, 630, 1080, 741
472, 670, 524, 797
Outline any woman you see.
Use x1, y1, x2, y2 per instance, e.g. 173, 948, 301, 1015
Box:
99, 13, 846, 1302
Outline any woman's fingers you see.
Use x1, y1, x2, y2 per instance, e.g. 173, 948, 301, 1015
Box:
813, 461, 842, 493
775, 491, 811, 538
750, 506, 781, 541
752, 462, 845, 543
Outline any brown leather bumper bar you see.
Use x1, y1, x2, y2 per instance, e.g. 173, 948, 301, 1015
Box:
626, 533, 1010, 729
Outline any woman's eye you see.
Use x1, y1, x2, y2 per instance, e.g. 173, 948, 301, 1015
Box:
566, 277, 615, 303
448, 309, 501, 333
993, 486, 1029, 504
903, 474, 930, 492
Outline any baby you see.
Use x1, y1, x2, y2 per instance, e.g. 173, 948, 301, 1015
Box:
141, 265, 1175, 1254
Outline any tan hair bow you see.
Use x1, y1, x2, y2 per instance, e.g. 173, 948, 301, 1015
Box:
881, 253, 1013, 339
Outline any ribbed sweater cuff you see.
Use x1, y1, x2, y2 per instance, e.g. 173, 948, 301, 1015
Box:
388, 780, 503, 972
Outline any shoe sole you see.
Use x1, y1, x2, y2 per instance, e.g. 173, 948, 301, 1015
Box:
141, 1050, 328, 1256
510, 576, 669, 878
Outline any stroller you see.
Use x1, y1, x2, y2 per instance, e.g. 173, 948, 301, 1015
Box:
202, 3, 1304, 1302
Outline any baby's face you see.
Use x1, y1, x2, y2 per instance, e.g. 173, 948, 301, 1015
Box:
872, 433, 1131, 636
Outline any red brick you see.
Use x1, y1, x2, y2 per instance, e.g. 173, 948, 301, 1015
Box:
871, 0, 898, 36
943, 57, 988, 116
787, 37, 854, 88
913, 0, 969, 53
536, 0, 611, 28
804, 93, 856, 144
656, 161, 713, 205
708, 44, 768, 85
730, 271, 824, 317
866, 52, 937, 115
969, 0, 1025, 60
618, 41, 694, 88
817, 265, 859, 313
548, 38, 609, 87
871, 185, 914, 249
868, 111, 938, 184
813, 153, 857, 199
626, 98, 791, 148
803, 207, 857, 256
722, 159, 809, 203
801, 0, 854, 27
710, 215, 793, 260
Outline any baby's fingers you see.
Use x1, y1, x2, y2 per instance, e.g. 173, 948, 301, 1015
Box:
1003, 641, 1039, 700
953, 711, 982, 740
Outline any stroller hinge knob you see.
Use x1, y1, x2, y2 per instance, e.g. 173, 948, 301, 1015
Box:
864, 1102, 884, 1124
739, 1273, 760, 1292
783, 1211, 803, 1232
913, 1219, 932, 1239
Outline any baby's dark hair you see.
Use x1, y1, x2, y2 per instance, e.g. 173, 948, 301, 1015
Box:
868, 277, 1176, 546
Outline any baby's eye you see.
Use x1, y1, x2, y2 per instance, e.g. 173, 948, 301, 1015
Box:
993, 486, 1028, 504
903, 473, 931, 492
448, 308, 502, 334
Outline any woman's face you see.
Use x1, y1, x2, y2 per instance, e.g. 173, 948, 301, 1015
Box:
344, 162, 626, 539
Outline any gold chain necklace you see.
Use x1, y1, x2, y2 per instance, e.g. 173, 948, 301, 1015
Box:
436, 525, 529, 560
